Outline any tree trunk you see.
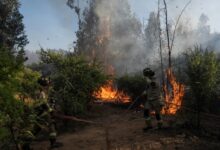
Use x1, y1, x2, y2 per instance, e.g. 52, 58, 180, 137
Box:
157, 0, 165, 88
163, 0, 172, 68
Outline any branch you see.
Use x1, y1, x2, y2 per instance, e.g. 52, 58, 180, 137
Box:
170, 0, 192, 51
163, 0, 171, 52
157, 0, 165, 86
53, 113, 98, 124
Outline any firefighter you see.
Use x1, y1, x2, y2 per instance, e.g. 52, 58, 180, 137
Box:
35, 75, 63, 148
142, 68, 164, 131
37, 75, 50, 99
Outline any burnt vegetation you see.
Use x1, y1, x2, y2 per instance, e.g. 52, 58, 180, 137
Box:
1, 0, 220, 149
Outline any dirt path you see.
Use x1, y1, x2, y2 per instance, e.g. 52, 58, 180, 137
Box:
33, 104, 220, 150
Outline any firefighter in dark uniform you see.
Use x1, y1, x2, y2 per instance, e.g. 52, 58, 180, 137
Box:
19, 76, 62, 150
142, 68, 164, 131
35, 76, 62, 148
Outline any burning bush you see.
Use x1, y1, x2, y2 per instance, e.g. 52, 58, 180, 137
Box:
39, 50, 108, 115
93, 80, 131, 103
163, 68, 185, 115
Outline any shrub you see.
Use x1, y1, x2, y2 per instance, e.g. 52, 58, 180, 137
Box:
0, 46, 37, 149
0, 67, 47, 149
15, 68, 40, 101
116, 75, 146, 101
185, 46, 219, 128
39, 50, 108, 115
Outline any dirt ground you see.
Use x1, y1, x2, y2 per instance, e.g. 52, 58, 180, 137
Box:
32, 104, 220, 150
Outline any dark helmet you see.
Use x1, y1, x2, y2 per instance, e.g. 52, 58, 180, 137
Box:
143, 68, 155, 77
38, 76, 50, 87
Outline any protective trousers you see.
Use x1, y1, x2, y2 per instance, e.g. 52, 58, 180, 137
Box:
144, 100, 163, 128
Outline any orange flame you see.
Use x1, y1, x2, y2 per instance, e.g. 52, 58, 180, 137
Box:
94, 80, 130, 103
93, 16, 130, 103
162, 68, 185, 115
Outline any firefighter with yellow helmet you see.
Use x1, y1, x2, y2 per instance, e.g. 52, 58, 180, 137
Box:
142, 68, 164, 131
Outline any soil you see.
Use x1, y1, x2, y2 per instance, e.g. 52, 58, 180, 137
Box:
32, 104, 220, 150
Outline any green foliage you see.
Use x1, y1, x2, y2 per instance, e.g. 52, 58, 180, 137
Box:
73, 0, 100, 55
0, 46, 38, 149
0, 0, 31, 147
185, 46, 219, 128
15, 68, 41, 101
39, 49, 108, 115
0, 71, 32, 149
0, 46, 26, 87
185, 46, 219, 106
0, 46, 18, 82
0, 0, 28, 50
0, 0, 28, 77
117, 75, 146, 100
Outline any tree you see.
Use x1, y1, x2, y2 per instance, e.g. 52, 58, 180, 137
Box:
0, 0, 28, 51
97, 0, 142, 74
0, 46, 18, 82
0, 46, 38, 149
67, 0, 81, 30
144, 12, 159, 53
185, 46, 219, 128
162, 0, 191, 68
0, 3, 36, 145
0, 0, 28, 72
73, 0, 100, 57
69, 0, 143, 75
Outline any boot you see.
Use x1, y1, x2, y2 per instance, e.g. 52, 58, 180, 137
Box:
155, 112, 163, 129
157, 121, 163, 129
50, 139, 63, 149
143, 126, 153, 131
22, 143, 32, 150
143, 119, 153, 132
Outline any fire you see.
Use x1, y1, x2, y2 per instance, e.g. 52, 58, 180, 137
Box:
162, 68, 185, 115
93, 15, 130, 103
94, 80, 130, 103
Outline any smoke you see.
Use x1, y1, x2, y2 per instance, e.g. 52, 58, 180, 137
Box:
25, 50, 39, 65
94, 0, 149, 75
172, 13, 220, 56
44, 0, 220, 76
92, 0, 220, 76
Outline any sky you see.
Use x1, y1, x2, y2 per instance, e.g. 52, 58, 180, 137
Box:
20, 0, 220, 51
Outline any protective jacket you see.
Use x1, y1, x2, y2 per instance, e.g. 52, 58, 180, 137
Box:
143, 77, 164, 111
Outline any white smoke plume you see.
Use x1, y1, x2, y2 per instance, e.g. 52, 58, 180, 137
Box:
94, 0, 149, 75
93, 0, 220, 76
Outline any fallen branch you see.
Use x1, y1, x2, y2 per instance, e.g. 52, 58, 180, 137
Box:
53, 113, 98, 124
